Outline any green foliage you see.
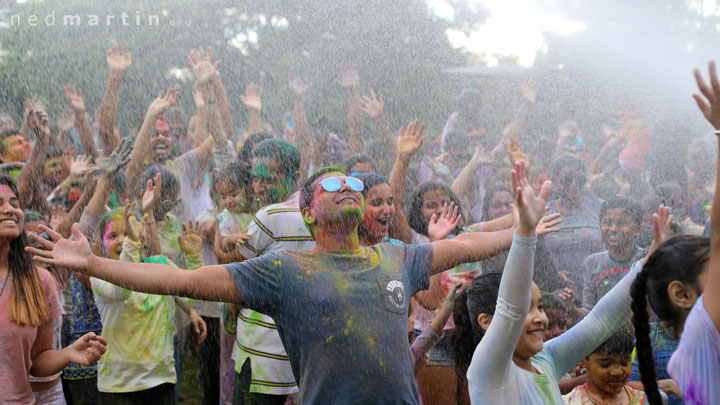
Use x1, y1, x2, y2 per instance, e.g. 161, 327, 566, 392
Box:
0, 0, 464, 140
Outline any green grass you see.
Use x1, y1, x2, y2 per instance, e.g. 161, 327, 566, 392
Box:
178, 341, 203, 402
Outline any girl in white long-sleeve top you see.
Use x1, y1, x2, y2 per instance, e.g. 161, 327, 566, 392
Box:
457, 161, 656, 404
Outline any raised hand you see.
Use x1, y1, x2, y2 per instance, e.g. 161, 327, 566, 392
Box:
644, 205, 675, 263
193, 82, 206, 109
289, 69, 309, 97
240, 83, 262, 111
397, 120, 425, 159
124, 201, 143, 242
106, 43, 132, 74
359, 89, 385, 120
536, 212, 562, 236
338, 64, 359, 88
141, 173, 162, 214
512, 160, 552, 237
69, 155, 96, 178
693, 60, 720, 130
506, 136, 530, 174
26, 224, 94, 272
146, 89, 179, 119
65, 332, 107, 365
64, 85, 86, 112
188, 46, 220, 84
179, 219, 203, 255
27, 104, 50, 140
428, 202, 462, 242
98, 137, 132, 177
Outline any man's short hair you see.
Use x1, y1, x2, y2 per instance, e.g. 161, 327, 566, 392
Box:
299, 165, 346, 213
600, 196, 642, 226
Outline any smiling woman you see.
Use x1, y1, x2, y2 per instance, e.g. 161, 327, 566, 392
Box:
0, 174, 106, 404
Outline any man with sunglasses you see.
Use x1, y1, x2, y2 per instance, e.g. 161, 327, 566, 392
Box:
28, 161, 553, 404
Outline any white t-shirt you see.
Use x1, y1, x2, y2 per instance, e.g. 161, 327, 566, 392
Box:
668, 295, 720, 405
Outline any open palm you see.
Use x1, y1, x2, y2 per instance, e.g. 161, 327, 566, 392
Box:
428, 202, 461, 242
397, 120, 425, 158
27, 224, 94, 272
512, 161, 552, 236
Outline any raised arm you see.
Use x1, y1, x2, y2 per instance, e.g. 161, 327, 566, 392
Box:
339, 65, 364, 155
27, 224, 242, 303
359, 89, 395, 153
450, 147, 494, 204
240, 83, 262, 135
98, 44, 131, 154
289, 70, 312, 181
17, 105, 50, 209
467, 160, 549, 391
693, 60, 720, 330
64, 85, 97, 160
388, 120, 425, 244
125, 89, 179, 193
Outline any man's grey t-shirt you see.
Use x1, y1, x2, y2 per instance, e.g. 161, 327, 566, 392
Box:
581, 247, 640, 311
225, 243, 432, 404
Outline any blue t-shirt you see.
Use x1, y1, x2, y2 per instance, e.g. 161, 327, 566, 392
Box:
225, 242, 433, 404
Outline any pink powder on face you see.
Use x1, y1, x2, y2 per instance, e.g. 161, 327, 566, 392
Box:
102, 221, 116, 254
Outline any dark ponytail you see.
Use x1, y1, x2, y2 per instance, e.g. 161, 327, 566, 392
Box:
630, 270, 662, 405
630, 235, 710, 405
449, 273, 501, 378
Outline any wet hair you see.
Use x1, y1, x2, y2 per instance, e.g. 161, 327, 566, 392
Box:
0, 128, 20, 156
630, 235, 710, 405
139, 165, 180, 199
0, 174, 49, 326
299, 165, 346, 214
589, 323, 634, 357
481, 185, 514, 222
211, 161, 253, 198
344, 154, 377, 174
354, 172, 389, 240
551, 153, 586, 180
23, 209, 48, 225
541, 292, 566, 312
408, 181, 464, 237
600, 196, 642, 226
251, 138, 300, 180
449, 273, 502, 377
238, 132, 273, 163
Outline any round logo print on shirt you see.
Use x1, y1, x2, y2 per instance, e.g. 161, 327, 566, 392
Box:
378, 278, 406, 314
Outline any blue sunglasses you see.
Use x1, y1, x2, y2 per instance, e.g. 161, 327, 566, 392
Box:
319, 176, 364, 192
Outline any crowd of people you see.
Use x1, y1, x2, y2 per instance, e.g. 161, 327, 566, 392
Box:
1, 42, 719, 405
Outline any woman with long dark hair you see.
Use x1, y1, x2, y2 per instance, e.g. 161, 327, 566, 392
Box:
0, 174, 106, 404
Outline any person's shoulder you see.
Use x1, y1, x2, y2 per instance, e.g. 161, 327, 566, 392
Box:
256, 194, 301, 217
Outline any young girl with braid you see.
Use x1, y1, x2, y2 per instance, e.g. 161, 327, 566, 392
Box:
453, 161, 665, 403
630, 61, 720, 405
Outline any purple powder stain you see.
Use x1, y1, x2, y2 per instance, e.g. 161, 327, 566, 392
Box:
682, 376, 704, 405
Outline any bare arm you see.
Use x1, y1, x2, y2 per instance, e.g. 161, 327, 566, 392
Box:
28, 224, 243, 303
240, 83, 262, 135
30, 321, 106, 378
210, 73, 235, 137
388, 121, 425, 244
693, 61, 720, 330
98, 43, 132, 155
289, 72, 311, 182
125, 89, 179, 194
64, 85, 97, 160
338, 65, 363, 155
18, 107, 50, 208
430, 229, 514, 275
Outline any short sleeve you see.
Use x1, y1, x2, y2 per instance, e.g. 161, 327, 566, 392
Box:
38, 268, 63, 320
403, 244, 433, 296
224, 253, 282, 316
237, 211, 275, 259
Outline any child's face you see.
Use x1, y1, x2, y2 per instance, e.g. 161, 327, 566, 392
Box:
600, 208, 640, 255
102, 219, 126, 261
215, 180, 248, 214
543, 308, 567, 341
514, 283, 548, 360
583, 351, 633, 396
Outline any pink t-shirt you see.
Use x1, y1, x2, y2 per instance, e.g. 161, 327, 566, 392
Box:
0, 268, 63, 404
